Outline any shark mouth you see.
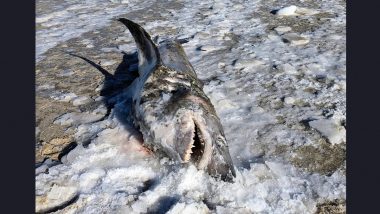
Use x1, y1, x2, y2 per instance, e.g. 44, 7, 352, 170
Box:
182, 120, 211, 169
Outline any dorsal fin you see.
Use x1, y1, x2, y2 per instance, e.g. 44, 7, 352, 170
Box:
118, 18, 160, 75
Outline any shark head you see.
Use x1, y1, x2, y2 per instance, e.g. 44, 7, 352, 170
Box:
118, 18, 236, 182
173, 103, 236, 182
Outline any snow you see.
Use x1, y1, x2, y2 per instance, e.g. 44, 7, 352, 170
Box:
54, 112, 105, 126
274, 26, 292, 34
309, 119, 346, 145
72, 96, 92, 106
100, 59, 118, 66
284, 97, 296, 105
36, 184, 78, 213
275, 5, 320, 17
296, 7, 320, 16
51, 92, 78, 102
168, 202, 209, 214
58, 69, 75, 77
280, 63, 298, 75
36, 0, 346, 212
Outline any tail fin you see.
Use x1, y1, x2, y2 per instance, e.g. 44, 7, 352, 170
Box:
118, 18, 160, 74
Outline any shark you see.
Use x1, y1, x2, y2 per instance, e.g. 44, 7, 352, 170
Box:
118, 18, 236, 181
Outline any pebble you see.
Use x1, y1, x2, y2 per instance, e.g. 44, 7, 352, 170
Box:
41, 137, 73, 157
282, 33, 310, 45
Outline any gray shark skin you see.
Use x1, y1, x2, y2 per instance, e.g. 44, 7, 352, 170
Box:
118, 18, 236, 182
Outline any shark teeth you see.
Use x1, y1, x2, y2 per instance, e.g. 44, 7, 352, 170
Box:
183, 122, 206, 164
183, 143, 193, 163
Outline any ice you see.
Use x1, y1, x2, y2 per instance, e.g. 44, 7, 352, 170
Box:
100, 60, 118, 66
58, 69, 75, 77
296, 7, 320, 16
309, 119, 346, 145
72, 96, 92, 106
168, 202, 209, 214
280, 63, 298, 74
36, 184, 78, 213
274, 26, 292, 34
275, 5, 298, 16
275, 5, 319, 17
54, 112, 105, 126
284, 97, 296, 105
78, 169, 105, 192
51, 92, 78, 102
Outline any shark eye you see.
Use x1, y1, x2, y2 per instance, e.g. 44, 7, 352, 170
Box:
216, 137, 226, 146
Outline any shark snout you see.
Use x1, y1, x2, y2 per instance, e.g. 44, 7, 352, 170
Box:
206, 138, 236, 182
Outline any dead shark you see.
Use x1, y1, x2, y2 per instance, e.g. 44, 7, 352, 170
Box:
118, 18, 236, 181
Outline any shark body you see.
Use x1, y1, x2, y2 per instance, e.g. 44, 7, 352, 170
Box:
119, 18, 236, 181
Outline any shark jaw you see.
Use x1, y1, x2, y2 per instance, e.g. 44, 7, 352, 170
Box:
175, 113, 236, 182
181, 118, 212, 170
